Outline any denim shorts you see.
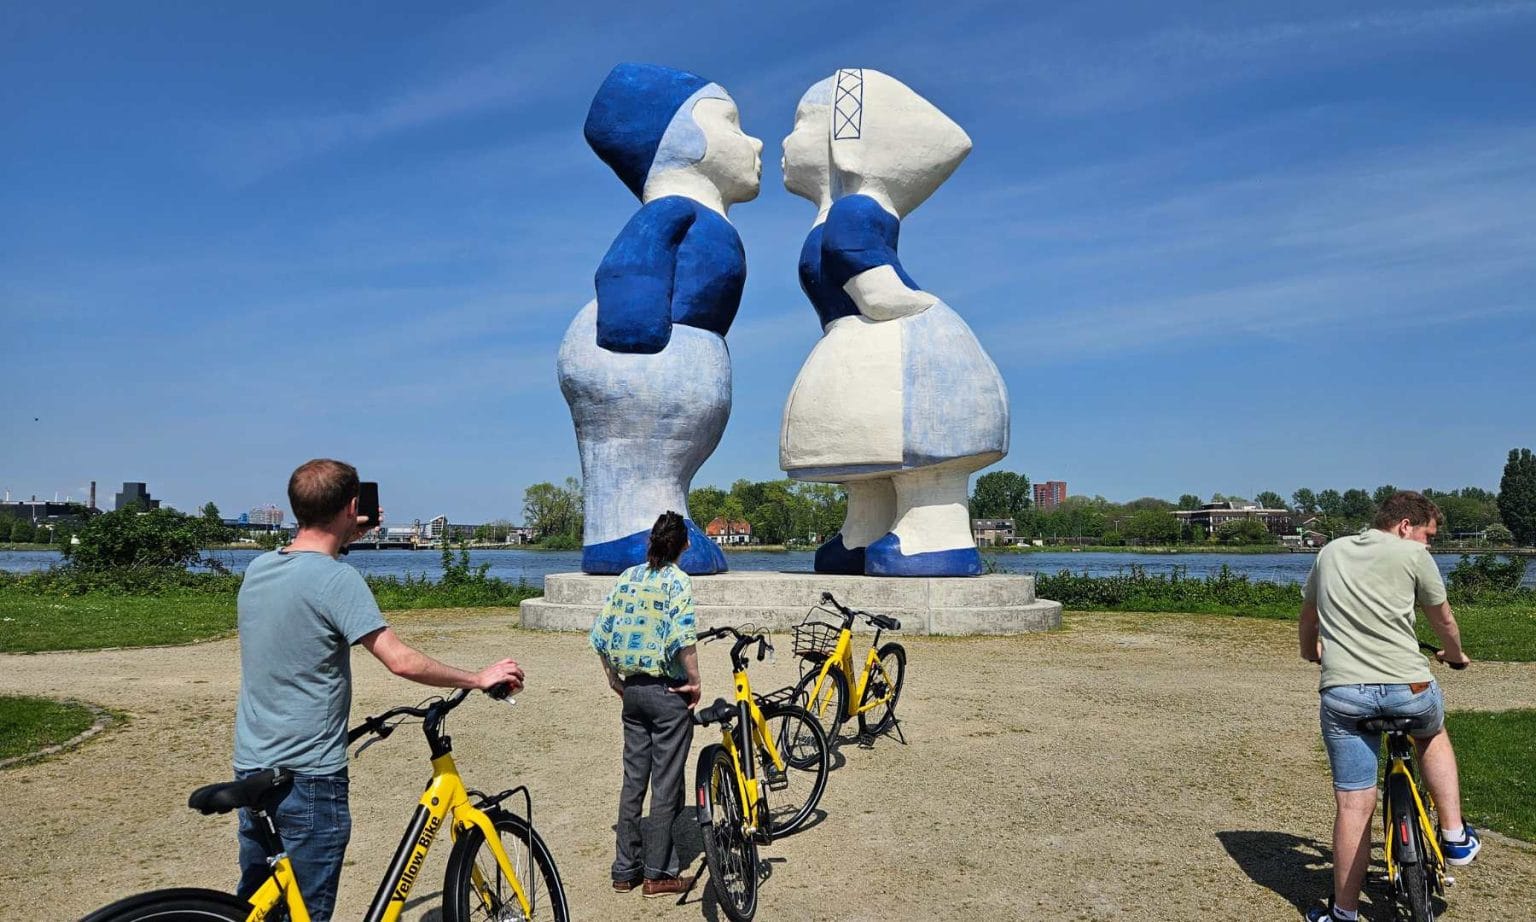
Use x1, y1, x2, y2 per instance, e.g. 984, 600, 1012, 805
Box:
1319, 682, 1444, 791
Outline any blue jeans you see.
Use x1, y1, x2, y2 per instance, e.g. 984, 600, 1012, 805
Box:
1319, 683, 1444, 791
236, 768, 351, 922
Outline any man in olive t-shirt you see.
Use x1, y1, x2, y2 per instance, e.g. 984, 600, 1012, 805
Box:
1297, 491, 1478, 922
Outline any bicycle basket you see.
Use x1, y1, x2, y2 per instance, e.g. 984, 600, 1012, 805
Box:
792, 621, 841, 657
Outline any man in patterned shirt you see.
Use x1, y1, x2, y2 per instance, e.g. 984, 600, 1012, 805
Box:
591, 512, 702, 898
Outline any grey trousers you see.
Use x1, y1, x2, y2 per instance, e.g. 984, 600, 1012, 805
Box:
613, 678, 695, 881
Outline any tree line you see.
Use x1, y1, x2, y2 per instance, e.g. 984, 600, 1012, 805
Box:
520, 477, 848, 548
968, 446, 1536, 547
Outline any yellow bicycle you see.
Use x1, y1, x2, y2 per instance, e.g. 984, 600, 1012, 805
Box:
693, 625, 830, 922
791, 591, 906, 742
83, 686, 567, 922
1370, 643, 1467, 922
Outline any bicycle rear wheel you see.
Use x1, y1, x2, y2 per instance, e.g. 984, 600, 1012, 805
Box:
696, 743, 758, 922
443, 810, 570, 922
857, 642, 906, 737
1386, 774, 1435, 922
759, 703, 829, 838
81, 888, 249, 921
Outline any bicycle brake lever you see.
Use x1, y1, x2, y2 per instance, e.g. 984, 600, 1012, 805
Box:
353, 735, 384, 759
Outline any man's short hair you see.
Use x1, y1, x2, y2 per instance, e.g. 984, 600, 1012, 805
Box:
1373, 490, 1442, 530
288, 459, 360, 528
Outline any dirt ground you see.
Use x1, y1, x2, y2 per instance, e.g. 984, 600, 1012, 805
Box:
3, 609, 1534, 921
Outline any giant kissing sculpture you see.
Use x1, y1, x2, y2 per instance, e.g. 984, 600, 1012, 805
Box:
780, 69, 1010, 576
559, 64, 763, 575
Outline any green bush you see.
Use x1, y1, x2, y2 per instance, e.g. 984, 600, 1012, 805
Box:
0, 565, 242, 596
1214, 518, 1277, 545
363, 542, 539, 610
1035, 565, 1302, 618
1447, 554, 1529, 599
535, 533, 581, 550
64, 506, 221, 572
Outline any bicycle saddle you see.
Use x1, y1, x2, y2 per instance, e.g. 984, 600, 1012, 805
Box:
1357, 717, 1419, 733
694, 699, 736, 726
188, 768, 293, 815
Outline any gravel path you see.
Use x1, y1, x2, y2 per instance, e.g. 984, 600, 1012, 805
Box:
3, 609, 1533, 921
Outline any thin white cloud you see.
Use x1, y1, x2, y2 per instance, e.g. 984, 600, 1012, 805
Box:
962, 123, 1536, 359
954, 2, 1536, 114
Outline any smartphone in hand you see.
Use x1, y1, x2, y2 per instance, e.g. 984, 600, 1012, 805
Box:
357, 482, 381, 528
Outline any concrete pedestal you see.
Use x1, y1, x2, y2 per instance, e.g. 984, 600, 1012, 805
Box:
519, 571, 1061, 635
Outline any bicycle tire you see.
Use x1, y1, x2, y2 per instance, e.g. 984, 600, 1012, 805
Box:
442, 809, 570, 922
791, 653, 848, 740
759, 703, 829, 838
81, 888, 249, 921
696, 743, 758, 922
1387, 774, 1434, 922
857, 642, 906, 737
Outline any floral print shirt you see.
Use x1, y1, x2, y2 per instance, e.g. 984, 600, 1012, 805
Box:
590, 563, 697, 680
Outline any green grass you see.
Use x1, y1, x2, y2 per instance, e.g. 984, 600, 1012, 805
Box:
0, 578, 544, 653
0, 589, 238, 652
0, 695, 97, 761
1417, 601, 1536, 665
1445, 708, 1536, 842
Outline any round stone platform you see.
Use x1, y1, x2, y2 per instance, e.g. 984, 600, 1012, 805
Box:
519, 571, 1061, 635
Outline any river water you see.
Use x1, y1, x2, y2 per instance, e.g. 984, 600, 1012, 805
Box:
3, 548, 1531, 588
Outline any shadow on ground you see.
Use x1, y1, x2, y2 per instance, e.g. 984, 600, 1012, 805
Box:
1218, 829, 1436, 919
1218, 830, 1334, 915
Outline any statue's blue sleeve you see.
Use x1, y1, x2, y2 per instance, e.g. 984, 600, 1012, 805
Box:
594, 197, 699, 354
821, 194, 920, 292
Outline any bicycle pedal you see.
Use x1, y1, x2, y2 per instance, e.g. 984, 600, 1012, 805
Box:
765, 768, 789, 790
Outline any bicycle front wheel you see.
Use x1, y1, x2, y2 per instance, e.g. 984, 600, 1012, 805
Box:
857, 642, 906, 737
1386, 775, 1435, 922
443, 810, 570, 922
791, 653, 848, 740
696, 743, 759, 922
81, 888, 249, 921
759, 703, 829, 838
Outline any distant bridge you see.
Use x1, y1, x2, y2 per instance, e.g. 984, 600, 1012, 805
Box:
347, 538, 431, 551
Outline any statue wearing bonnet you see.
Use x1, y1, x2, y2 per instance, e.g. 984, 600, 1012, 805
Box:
559, 63, 763, 575
780, 69, 1010, 577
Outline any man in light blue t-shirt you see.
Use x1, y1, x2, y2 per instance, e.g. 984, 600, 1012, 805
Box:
234, 459, 526, 922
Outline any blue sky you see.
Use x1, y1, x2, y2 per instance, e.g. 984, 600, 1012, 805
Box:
3, 1, 1533, 524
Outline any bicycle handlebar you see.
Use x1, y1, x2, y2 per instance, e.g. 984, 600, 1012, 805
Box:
1418, 641, 1469, 670
347, 684, 513, 747
700, 624, 773, 665
818, 591, 901, 631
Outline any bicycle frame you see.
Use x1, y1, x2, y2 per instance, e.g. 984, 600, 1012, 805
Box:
1382, 739, 1447, 883
803, 624, 892, 722
708, 648, 790, 839
244, 734, 532, 922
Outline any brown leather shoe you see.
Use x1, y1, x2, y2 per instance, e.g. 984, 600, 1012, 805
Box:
612, 876, 642, 893
642, 875, 696, 898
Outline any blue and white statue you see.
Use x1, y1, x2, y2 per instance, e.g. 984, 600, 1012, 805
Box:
779, 69, 1009, 577
560, 63, 763, 575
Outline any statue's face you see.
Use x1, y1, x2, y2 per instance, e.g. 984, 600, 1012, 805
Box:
693, 96, 762, 205
781, 96, 830, 205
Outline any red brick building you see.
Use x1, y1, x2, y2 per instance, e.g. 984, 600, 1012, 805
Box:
1034, 480, 1067, 512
